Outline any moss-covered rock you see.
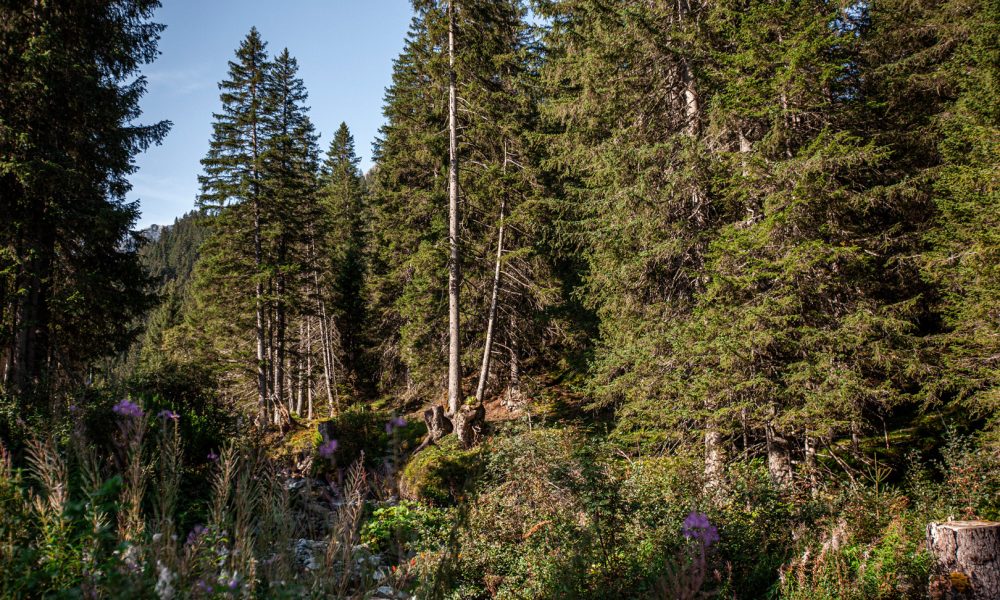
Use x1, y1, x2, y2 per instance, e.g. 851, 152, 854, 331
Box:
399, 435, 482, 505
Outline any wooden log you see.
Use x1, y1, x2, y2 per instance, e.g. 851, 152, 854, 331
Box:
927, 520, 1000, 600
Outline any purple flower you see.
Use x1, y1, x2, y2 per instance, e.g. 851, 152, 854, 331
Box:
318, 439, 338, 459
207, 450, 219, 462
157, 409, 180, 422
112, 399, 144, 419
195, 579, 213, 593
186, 524, 207, 546
227, 576, 239, 590
682, 511, 719, 547
386, 415, 407, 433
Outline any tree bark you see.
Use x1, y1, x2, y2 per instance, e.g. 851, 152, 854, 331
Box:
766, 423, 793, 489
927, 521, 1000, 600
446, 0, 463, 416
414, 405, 454, 453
703, 429, 725, 494
453, 402, 485, 449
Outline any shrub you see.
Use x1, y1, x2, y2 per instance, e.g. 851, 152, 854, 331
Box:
361, 500, 451, 558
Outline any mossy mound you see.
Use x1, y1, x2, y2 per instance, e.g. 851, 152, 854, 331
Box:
399, 435, 482, 505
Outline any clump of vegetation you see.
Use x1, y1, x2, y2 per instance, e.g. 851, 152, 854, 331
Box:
399, 436, 481, 506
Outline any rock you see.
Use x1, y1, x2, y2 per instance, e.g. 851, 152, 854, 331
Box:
927, 520, 1000, 600
285, 477, 309, 492
293, 539, 328, 571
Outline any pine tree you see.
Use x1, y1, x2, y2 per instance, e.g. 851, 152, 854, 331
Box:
0, 0, 169, 402
197, 27, 272, 419
318, 123, 367, 391
260, 47, 321, 423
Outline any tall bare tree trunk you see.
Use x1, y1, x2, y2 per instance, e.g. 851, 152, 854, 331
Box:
446, 0, 463, 416
274, 271, 287, 426
248, 76, 269, 423
306, 317, 314, 420
475, 199, 505, 403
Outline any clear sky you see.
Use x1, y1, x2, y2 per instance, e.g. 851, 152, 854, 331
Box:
129, 0, 415, 228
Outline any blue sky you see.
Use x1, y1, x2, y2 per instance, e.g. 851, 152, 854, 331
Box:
129, 0, 415, 228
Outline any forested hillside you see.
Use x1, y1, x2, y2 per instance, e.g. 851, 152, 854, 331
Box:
1, 0, 998, 598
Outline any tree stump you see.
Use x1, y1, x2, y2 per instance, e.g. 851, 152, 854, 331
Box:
927, 520, 1000, 599
452, 403, 485, 448
413, 405, 453, 453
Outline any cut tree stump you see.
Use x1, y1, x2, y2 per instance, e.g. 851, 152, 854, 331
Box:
927, 520, 1000, 599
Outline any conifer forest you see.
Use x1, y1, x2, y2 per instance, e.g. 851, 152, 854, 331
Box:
1, 1, 999, 598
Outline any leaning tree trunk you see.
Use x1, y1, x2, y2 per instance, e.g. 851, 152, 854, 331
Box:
927, 521, 1000, 600
474, 199, 505, 403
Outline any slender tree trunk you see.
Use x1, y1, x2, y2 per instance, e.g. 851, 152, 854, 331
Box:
475, 199, 505, 403
505, 313, 522, 410
274, 270, 287, 425
306, 317, 313, 420
295, 321, 304, 415
804, 434, 818, 497
251, 140, 268, 422
446, 0, 463, 415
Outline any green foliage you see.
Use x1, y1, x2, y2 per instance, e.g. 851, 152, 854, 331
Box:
361, 500, 451, 556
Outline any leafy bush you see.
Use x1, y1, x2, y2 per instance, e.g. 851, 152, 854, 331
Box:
435, 427, 724, 599
361, 500, 451, 558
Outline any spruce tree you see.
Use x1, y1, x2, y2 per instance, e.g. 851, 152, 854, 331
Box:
0, 0, 168, 401
198, 27, 272, 420
318, 123, 367, 390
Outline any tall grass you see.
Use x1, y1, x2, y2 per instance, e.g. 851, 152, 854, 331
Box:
0, 408, 400, 598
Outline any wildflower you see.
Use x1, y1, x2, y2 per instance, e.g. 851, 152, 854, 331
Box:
112, 399, 144, 419
155, 560, 176, 600
157, 409, 180, 422
227, 576, 239, 590
682, 511, 719, 547
195, 579, 213, 594
319, 439, 338, 459
207, 450, 219, 461
385, 415, 407, 433
186, 524, 207, 546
